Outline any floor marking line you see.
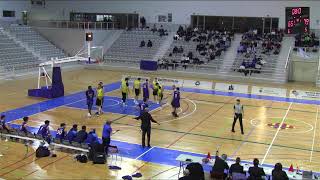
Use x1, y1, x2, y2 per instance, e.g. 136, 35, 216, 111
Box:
310, 105, 319, 162
21, 154, 70, 178
261, 102, 292, 165
230, 126, 255, 158
166, 97, 234, 148
135, 147, 154, 160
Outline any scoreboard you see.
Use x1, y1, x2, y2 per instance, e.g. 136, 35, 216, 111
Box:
285, 7, 310, 34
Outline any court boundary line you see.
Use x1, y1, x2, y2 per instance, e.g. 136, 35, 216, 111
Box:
310, 105, 319, 162
261, 102, 292, 165
135, 147, 154, 160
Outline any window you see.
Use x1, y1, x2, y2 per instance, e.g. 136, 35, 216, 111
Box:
3, 10, 15, 17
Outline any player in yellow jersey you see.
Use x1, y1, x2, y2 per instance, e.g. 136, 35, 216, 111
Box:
133, 78, 141, 105
121, 78, 129, 106
156, 83, 164, 105
95, 82, 104, 116
152, 78, 159, 102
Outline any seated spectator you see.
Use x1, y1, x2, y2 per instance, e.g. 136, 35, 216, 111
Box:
66, 124, 78, 142
248, 158, 266, 180
173, 46, 178, 54
179, 162, 204, 180
85, 129, 99, 145
147, 40, 153, 48
140, 40, 145, 47
272, 163, 288, 180
0, 114, 10, 133
37, 120, 51, 143
55, 123, 67, 141
178, 46, 184, 53
74, 125, 88, 143
229, 157, 246, 179
211, 150, 229, 180
20, 116, 30, 135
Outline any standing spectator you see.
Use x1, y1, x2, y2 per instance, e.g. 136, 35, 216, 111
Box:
66, 124, 78, 143
140, 16, 146, 28
211, 150, 229, 180
248, 158, 266, 180
134, 110, 160, 148
102, 120, 112, 153
272, 163, 289, 180
74, 125, 88, 143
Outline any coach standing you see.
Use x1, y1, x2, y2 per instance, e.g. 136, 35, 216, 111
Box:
134, 110, 160, 148
231, 99, 244, 135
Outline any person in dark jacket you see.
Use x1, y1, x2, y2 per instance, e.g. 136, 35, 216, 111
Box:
134, 110, 160, 148
74, 125, 88, 143
248, 158, 266, 180
179, 162, 204, 180
229, 157, 246, 179
211, 150, 229, 180
272, 163, 288, 180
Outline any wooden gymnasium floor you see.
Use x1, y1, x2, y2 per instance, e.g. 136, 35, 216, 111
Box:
0, 68, 319, 179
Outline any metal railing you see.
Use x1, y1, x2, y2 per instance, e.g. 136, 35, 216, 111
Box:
29, 20, 120, 30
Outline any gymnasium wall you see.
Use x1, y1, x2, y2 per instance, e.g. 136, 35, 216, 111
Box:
34, 27, 122, 56
289, 55, 319, 82
34, 27, 85, 56
0, 0, 29, 21
27, 0, 320, 29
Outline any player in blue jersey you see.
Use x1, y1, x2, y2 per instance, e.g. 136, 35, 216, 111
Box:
142, 79, 150, 102
86, 86, 95, 117
37, 120, 51, 143
55, 123, 67, 141
138, 98, 149, 115
171, 87, 181, 117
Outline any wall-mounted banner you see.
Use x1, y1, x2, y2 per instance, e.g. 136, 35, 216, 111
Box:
252, 86, 287, 97
290, 89, 320, 100
183, 80, 213, 90
214, 83, 249, 93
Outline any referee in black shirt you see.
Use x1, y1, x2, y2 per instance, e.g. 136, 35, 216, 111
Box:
134, 110, 160, 148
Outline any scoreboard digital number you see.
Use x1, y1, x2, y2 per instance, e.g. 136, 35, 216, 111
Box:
285, 7, 310, 34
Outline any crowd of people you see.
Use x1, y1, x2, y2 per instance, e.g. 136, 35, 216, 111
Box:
235, 30, 283, 76
180, 150, 289, 180
294, 32, 319, 48
158, 26, 233, 70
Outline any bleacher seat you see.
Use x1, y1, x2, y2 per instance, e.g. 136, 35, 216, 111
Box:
8, 24, 66, 60
104, 30, 166, 64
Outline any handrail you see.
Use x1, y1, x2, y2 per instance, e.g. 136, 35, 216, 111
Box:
317, 52, 320, 81
284, 46, 292, 71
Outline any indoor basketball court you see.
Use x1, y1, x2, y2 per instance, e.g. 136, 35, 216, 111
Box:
0, 69, 319, 179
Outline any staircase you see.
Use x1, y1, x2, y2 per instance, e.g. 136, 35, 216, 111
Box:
271, 36, 295, 83
153, 32, 175, 60
219, 34, 242, 74
316, 57, 320, 87
0, 28, 42, 61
